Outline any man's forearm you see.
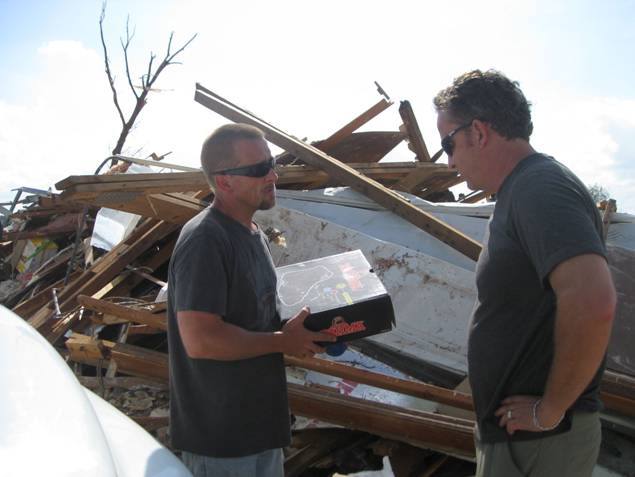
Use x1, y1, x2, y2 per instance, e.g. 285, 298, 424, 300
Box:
185, 319, 284, 360
541, 292, 614, 421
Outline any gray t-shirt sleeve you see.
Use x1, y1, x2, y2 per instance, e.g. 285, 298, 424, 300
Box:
510, 170, 605, 287
172, 231, 229, 316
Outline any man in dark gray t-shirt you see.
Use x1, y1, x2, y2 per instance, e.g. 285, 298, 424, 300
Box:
433, 71, 616, 477
167, 124, 335, 477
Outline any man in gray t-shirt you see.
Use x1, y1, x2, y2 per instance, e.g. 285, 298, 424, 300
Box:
167, 124, 335, 476
433, 71, 616, 477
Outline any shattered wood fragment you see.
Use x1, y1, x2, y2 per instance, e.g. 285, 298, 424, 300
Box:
399, 100, 432, 162
65, 333, 168, 381
77, 295, 167, 330
317, 99, 393, 153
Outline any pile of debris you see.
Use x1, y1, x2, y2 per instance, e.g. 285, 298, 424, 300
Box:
2, 84, 635, 476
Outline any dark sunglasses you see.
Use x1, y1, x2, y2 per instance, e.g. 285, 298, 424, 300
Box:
215, 157, 276, 178
441, 121, 473, 156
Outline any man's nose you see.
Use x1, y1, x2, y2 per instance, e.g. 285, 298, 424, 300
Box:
447, 154, 456, 169
266, 167, 279, 182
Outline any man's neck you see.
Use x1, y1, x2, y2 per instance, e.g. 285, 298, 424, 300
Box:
212, 198, 255, 231
488, 140, 536, 193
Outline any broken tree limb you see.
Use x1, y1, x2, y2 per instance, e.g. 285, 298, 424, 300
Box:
194, 84, 482, 262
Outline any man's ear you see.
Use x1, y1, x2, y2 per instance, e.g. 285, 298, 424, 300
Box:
471, 119, 490, 148
213, 174, 233, 193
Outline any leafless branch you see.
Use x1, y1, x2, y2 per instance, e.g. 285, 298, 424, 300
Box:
100, 2, 196, 158
99, 2, 125, 127
121, 16, 139, 100
144, 53, 156, 89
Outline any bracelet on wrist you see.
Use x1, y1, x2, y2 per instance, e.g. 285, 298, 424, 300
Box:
532, 399, 564, 431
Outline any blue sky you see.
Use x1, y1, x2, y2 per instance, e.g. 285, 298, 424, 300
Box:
1, 0, 634, 212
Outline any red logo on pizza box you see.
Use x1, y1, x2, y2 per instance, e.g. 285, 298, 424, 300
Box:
324, 316, 367, 337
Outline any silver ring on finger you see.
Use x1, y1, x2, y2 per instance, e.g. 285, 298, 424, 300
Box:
507, 409, 513, 419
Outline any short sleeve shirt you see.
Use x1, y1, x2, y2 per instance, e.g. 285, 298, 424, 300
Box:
167, 207, 290, 457
469, 154, 606, 443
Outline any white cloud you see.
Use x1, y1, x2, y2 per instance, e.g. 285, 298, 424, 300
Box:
0, 40, 120, 201
533, 90, 635, 213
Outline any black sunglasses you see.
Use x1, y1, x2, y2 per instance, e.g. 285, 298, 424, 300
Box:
441, 121, 473, 156
215, 157, 276, 178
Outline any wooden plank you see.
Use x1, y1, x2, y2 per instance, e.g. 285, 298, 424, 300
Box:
77, 295, 167, 330
320, 131, 406, 164
55, 171, 204, 190
65, 333, 169, 381
287, 383, 475, 459
194, 84, 482, 262
318, 99, 392, 151
399, 100, 432, 162
285, 355, 473, 411
60, 174, 208, 195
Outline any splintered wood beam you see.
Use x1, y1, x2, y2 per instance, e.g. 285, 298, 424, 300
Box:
285, 355, 473, 411
399, 100, 432, 162
77, 295, 167, 330
65, 333, 169, 381
56, 171, 205, 190
194, 83, 482, 262
318, 99, 393, 151
287, 383, 475, 459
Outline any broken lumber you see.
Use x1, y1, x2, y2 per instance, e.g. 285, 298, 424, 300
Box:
77, 295, 167, 330
399, 100, 432, 162
194, 83, 482, 261
285, 355, 473, 411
